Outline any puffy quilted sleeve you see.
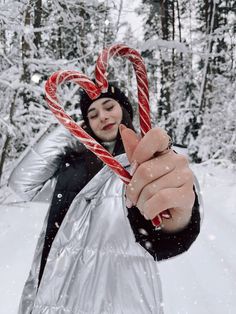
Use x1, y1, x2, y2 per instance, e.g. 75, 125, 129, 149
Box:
8, 124, 84, 202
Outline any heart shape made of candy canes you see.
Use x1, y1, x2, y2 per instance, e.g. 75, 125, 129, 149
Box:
45, 43, 171, 227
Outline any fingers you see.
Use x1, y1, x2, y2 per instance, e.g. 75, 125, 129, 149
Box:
119, 124, 140, 162
131, 127, 170, 164
136, 168, 194, 210
119, 123, 195, 231
119, 125, 170, 164
138, 183, 195, 220
126, 151, 188, 205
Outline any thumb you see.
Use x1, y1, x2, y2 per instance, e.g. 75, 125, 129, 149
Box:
119, 124, 140, 162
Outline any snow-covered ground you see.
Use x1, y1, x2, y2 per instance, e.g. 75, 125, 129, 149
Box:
159, 163, 236, 314
0, 162, 236, 314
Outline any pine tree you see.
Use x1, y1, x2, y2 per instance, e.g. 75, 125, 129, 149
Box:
137, 0, 195, 140
0, 0, 116, 187
190, 0, 236, 162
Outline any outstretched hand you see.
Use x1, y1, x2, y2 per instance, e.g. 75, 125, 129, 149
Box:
119, 124, 195, 233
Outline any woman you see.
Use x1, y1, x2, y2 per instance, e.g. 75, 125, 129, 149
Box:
9, 84, 201, 314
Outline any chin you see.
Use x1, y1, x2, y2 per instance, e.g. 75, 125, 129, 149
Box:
102, 135, 117, 142
100, 131, 118, 142
99, 126, 119, 141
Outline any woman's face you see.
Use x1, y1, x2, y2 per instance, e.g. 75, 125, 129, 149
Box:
87, 98, 123, 142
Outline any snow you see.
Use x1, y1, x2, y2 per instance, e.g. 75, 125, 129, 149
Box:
141, 39, 189, 54
0, 201, 48, 314
159, 163, 236, 314
114, 0, 144, 41
0, 163, 236, 314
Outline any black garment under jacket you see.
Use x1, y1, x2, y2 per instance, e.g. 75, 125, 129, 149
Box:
38, 149, 201, 285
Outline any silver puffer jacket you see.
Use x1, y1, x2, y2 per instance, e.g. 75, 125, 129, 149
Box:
9, 125, 164, 314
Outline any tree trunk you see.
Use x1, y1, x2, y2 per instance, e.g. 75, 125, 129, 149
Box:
171, 0, 175, 73
103, 0, 109, 48
198, 0, 216, 114
115, 0, 123, 38
0, 90, 17, 185
21, 2, 32, 83
33, 0, 42, 50
176, 0, 183, 63
159, 0, 171, 120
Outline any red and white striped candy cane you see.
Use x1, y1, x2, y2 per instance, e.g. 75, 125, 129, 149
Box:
45, 44, 171, 227
45, 70, 132, 186
95, 44, 171, 223
95, 44, 151, 137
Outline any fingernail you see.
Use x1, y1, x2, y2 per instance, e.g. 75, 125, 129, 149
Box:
161, 210, 172, 219
125, 197, 133, 208
130, 160, 138, 176
119, 124, 127, 134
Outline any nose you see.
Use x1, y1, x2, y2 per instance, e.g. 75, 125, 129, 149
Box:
99, 109, 109, 122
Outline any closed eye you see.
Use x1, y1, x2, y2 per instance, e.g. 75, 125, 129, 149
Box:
88, 113, 98, 119
106, 106, 114, 111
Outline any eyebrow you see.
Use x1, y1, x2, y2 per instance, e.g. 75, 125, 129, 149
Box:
87, 99, 112, 114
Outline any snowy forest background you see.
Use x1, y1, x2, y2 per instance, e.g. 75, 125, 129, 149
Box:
0, 1, 236, 313
0, 0, 235, 194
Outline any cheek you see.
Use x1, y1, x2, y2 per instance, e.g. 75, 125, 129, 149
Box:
116, 107, 123, 122
88, 120, 98, 133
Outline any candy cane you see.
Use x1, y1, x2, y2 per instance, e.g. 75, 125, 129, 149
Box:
45, 44, 171, 227
95, 44, 151, 137
95, 44, 171, 224
45, 70, 132, 186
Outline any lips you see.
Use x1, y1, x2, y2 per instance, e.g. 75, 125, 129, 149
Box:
102, 123, 115, 130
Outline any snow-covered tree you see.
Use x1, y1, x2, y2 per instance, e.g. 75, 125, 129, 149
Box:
0, 0, 117, 187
